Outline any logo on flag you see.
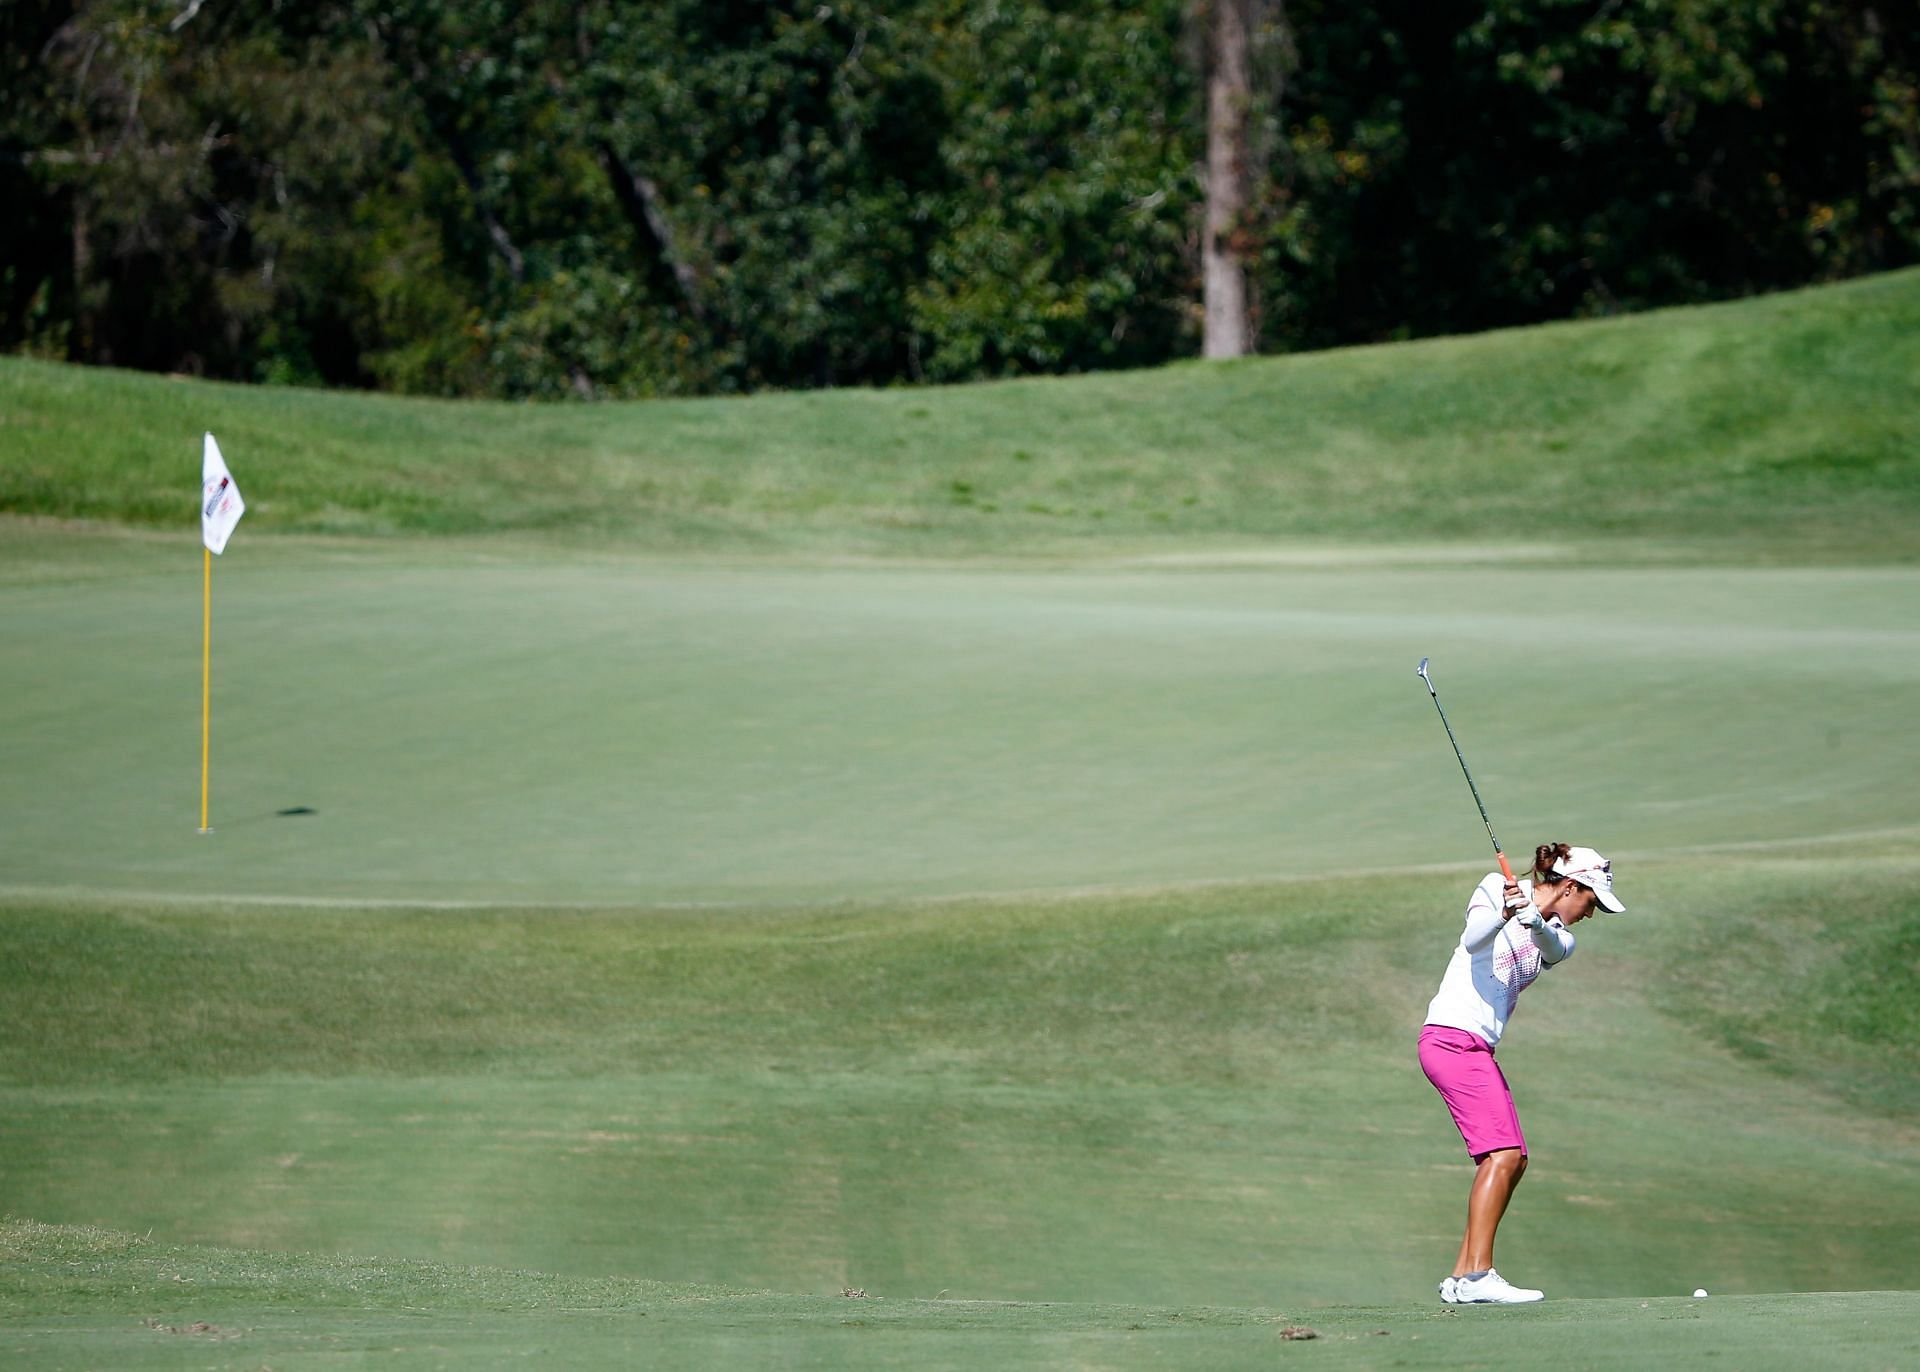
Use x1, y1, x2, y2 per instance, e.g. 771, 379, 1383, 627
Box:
201, 432, 246, 555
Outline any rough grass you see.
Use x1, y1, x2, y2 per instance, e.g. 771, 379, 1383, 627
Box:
4, 858, 1915, 1098
3, 851, 1918, 1312
0, 876, 1418, 1088
1638, 859, 1920, 1114
4, 268, 1919, 560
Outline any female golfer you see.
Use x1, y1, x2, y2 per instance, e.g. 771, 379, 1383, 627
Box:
1419, 842, 1623, 1304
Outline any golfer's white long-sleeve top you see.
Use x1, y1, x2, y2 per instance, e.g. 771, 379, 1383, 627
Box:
1423, 872, 1575, 1049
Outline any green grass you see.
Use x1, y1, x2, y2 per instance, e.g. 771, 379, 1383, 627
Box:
4, 850, 1919, 1317
4, 267, 1920, 560
4, 857, 1917, 1106
4, 271, 1920, 1366
4, 533, 1918, 906
7, 1222, 1919, 1372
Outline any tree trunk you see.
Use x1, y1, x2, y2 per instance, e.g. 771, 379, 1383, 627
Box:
442, 136, 525, 283
1203, 0, 1254, 359
572, 16, 705, 322
70, 192, 96, 363
597, 139, 705, 319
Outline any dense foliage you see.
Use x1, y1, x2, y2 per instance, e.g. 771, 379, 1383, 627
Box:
3, 0, 1915, 396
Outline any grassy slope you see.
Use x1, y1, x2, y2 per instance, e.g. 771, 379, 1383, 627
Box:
4, 269, 1919, 559
3, 852, 1918, 1313
7, 1222, 1919, 1372
4, 854, 1917, 1109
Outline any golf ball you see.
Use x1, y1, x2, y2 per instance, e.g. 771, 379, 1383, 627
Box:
1692, 1289, 1708, 1299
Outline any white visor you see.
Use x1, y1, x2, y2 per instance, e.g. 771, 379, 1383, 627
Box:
1552, 846, 1624, 912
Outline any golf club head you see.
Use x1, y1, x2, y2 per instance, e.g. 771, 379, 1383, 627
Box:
1417, 656, 1435, 694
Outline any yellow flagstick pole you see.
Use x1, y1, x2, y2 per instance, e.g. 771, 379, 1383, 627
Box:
200, 544, 212, 834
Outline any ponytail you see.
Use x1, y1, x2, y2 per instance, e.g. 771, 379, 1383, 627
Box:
1532, 842, 1573, 881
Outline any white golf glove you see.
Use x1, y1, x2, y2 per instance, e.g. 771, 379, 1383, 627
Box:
1513, 906, 1546, 932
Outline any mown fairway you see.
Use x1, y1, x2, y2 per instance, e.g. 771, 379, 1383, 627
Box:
3, 274, 1918, 1368
7, 1222, 1920, 1372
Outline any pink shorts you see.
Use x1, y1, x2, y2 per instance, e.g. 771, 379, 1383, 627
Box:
1419, 1024, 1527, 1160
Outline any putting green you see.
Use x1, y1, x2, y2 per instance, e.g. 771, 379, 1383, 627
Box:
4, 530, 1917, 905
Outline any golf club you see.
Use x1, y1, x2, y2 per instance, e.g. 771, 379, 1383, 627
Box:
1416, 657, 1514, 882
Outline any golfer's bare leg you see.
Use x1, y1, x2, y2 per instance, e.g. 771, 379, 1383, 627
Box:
1453, 1148, 1527, 1275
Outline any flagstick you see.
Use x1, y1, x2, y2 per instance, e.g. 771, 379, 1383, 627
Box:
197, 431, 244, 833
200, 545, 212, 834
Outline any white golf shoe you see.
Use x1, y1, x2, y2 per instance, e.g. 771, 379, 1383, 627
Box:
1437, 1276, 1458, 1304
1451, 1269, 1543, 1304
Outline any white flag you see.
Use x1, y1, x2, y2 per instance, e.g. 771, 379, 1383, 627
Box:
200, 432, 245, 555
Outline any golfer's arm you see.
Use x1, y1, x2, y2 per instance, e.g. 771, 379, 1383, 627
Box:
1530, 920, 1575, 965
1461, 889, 1506, 952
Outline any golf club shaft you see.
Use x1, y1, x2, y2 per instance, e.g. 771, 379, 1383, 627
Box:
1417, 660, 1515, 883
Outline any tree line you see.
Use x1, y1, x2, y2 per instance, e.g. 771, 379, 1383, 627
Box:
2, 1, 1914, 399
